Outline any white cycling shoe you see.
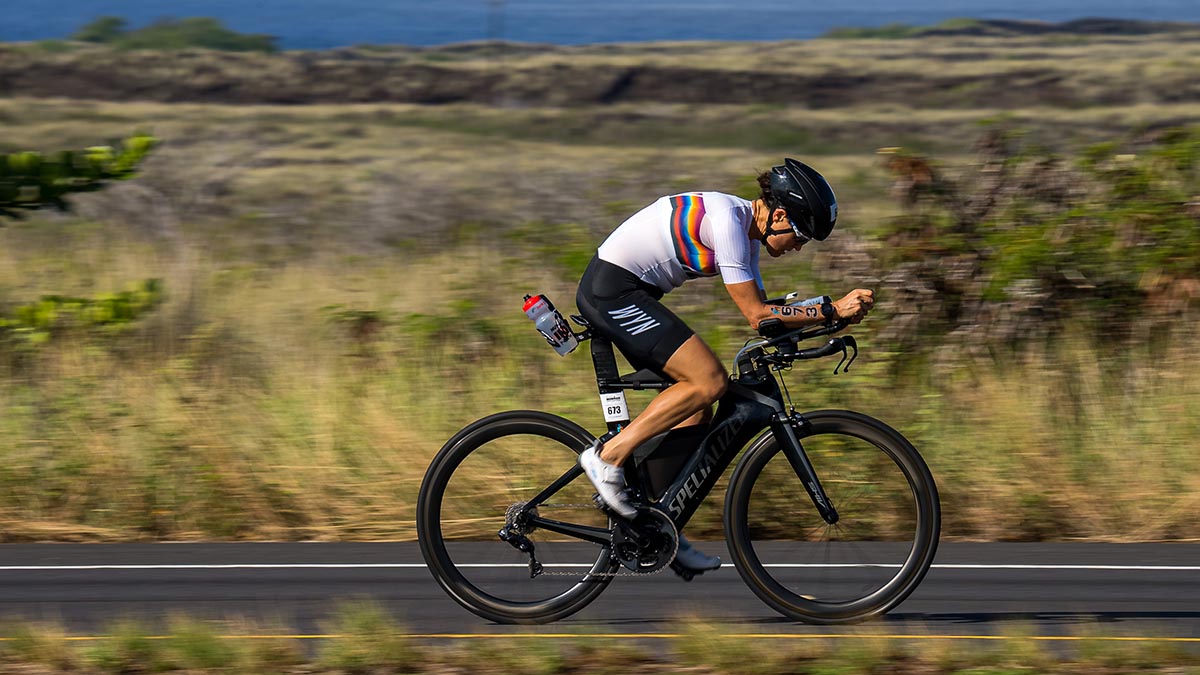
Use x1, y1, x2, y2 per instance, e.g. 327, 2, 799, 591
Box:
579, 442, 638, 519
675, 534, 722, 572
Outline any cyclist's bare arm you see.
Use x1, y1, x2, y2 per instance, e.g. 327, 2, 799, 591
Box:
725, 281, 875, 329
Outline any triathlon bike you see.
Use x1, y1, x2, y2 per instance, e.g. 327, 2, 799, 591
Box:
417, 310, 940, 624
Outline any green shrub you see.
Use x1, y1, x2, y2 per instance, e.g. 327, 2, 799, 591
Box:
119, 17, 278, 52
163, 615, 239, 670
0, 621, 78, 671
824, 23, 919, 39
0, 278, 165, 347
317, 601, 417, 674
0, 133, 157, 218
674, 622, 817, 675
877, 125, 1200, 348
237, 639, 305, 674
84, 619, 171, 673
69, 16, 278, 52
73, 16, 128, 43
451, 639, 566, 675
33, 39, 81, 53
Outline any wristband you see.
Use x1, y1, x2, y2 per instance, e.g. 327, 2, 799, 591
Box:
819, 296, 836, 326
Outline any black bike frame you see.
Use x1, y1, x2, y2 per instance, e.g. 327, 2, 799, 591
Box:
598, 334, 839, 528
519, 333, 839, 545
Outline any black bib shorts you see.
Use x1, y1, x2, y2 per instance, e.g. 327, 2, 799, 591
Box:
575, 256, 694, 375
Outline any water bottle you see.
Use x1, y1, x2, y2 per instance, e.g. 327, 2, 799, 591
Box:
523, 294, 578, 356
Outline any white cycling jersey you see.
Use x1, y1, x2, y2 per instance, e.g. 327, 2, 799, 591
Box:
597, 192, 763, 294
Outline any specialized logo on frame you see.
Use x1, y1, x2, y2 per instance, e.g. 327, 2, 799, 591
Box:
608, 304, 660, 336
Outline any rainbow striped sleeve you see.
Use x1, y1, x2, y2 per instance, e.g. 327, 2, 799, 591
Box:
669, 195, 717, 277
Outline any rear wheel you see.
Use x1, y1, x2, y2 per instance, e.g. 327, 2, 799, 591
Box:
417, 411, 617, 624
725, 410, 940, 624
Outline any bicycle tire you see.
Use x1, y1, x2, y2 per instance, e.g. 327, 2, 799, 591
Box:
725, 410, 940, 624
416, 410, 617, 624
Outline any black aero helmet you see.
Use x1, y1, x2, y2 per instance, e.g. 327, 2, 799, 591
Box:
767, 158, 838, 241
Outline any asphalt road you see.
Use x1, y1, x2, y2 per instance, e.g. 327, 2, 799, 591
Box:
1, 542, 1198, 639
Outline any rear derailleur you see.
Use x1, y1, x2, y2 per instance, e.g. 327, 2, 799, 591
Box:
498, 502, 543, 578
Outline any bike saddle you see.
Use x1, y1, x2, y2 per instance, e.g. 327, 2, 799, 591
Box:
620, 368, 674, 387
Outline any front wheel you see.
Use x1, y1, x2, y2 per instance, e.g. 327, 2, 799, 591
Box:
416, 411, 617, 624
725, 410, 940, 624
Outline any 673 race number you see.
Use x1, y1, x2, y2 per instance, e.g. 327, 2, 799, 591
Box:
599, 392, 629, 423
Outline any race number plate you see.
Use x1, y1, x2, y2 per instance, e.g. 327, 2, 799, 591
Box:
600, 392, 629, 423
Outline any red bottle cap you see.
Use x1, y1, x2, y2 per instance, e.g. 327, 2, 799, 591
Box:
523, 294, 542, 312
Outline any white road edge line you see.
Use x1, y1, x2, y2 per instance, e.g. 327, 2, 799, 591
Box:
2, 563, 1199, 571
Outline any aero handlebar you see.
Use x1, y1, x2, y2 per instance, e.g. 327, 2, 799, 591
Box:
736, 317, 859, 374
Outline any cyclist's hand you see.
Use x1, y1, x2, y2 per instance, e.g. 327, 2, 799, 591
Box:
834, 289, 874, 324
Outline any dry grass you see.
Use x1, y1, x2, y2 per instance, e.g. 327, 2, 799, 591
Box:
1, 215, 1197, 542
2, 613, 1198, 674
914, 336, 1200, 542
0, 32, 1197, 543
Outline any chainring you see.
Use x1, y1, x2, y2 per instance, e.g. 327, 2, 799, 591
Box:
610, 506, 678, 574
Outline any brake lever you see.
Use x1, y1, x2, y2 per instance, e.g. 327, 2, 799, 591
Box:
833, 336, 858, 374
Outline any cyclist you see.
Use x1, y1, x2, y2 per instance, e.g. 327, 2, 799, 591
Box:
575, 158, 874, 572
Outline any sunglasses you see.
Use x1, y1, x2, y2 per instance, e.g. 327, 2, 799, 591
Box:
787, 216, 812, 244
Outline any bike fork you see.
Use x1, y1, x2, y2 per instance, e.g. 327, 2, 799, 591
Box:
771, 413, 839, 525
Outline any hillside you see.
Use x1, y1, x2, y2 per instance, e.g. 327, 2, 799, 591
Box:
2, 25, 1199, 109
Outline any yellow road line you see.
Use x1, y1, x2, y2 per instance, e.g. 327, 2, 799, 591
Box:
0, 635, 343, 642
410, 634, 1200, 642
2, 633, 1198, 643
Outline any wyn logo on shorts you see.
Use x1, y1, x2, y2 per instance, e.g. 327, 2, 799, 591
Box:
608, 304, 661, 336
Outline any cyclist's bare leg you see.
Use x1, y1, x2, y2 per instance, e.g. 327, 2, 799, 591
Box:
598, 335, 727, 467
674, 405, 714, 429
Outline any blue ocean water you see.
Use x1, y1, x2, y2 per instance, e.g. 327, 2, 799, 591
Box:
6, 0, 1200, 48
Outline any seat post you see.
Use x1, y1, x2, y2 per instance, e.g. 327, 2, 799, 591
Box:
589, 335, 627, 434
589, 335, 619, 389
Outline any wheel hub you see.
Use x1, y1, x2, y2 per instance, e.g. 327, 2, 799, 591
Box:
504, 502, 539, 535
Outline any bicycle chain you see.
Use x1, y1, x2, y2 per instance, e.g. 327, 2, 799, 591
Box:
529, 503, 674, 578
